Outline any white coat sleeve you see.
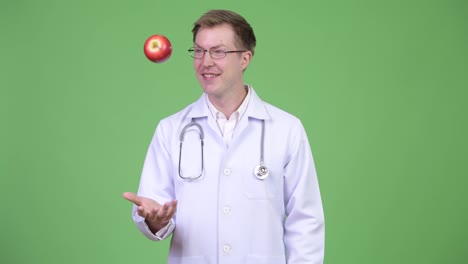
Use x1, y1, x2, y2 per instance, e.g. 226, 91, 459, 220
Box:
283, 121, 325, 263
131, 121, 176, 241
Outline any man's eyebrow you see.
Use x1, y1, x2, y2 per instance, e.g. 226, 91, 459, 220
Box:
194, 44, 226, 49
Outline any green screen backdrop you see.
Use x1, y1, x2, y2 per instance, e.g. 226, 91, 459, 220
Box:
1, 0, 467, 263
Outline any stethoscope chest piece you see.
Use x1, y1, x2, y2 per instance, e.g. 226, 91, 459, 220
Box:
254, 164, 269, 180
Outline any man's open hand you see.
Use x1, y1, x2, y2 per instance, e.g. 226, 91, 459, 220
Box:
123, 192, 177, 233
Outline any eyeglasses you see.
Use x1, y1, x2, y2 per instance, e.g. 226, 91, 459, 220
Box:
188, 47, 247, 59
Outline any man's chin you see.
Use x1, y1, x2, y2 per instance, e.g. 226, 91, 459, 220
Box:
200, 84, 218, 94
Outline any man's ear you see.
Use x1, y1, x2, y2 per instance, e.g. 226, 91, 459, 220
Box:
241, 51, 253, 71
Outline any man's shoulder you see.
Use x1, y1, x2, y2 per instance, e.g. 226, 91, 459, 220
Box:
249, 87, 301, 125
262, 100, 301, 125
158, 98, 202, 126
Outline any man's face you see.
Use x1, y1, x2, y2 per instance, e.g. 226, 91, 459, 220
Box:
193, 24, 251, 100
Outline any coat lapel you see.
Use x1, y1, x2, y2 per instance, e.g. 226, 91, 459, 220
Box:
232, 87, 271, 143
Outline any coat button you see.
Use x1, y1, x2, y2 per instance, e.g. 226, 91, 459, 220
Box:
223, 244, 232, 252
223, 168, 231, 176
223, 206, 231, 214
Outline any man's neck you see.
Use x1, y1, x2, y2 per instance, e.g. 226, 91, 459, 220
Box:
208, 85, 248, 119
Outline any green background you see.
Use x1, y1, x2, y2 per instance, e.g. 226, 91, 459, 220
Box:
1, 0, 467, 263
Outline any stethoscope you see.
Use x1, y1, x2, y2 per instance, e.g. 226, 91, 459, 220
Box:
178, 120, 269, 180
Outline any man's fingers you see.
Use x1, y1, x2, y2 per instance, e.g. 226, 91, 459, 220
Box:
122, 192, 141, 206
137, 206, 144, 215
156, 203, 169, 220
137, 205, 152, 219
159, 200, 178, 221
166, 200, 178, 215
168, 200, 178, 215
170, 200, 178, 209
148, 207, 160, 222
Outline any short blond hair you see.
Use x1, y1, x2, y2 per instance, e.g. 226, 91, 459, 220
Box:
192, 10, 256, 55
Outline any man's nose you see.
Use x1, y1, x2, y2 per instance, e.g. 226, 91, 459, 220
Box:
202, 51, 215, 67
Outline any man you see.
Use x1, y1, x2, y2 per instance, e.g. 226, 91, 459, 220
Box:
123, 9, 325, 264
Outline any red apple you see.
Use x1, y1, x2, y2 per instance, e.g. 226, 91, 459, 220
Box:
143, 34, 172, 63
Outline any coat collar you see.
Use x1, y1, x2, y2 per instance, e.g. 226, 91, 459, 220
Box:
186, 86, 271, 121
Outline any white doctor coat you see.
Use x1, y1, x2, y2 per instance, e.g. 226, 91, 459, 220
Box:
131, 87, 325, 264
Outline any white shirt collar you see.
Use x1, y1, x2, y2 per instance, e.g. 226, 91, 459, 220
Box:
206, 85, 251, 121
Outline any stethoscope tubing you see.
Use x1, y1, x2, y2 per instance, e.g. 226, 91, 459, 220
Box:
178, 119, 269, 180
178, 121, 205, 180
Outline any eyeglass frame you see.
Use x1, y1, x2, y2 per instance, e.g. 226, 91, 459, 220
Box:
188, 47, 248, 59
